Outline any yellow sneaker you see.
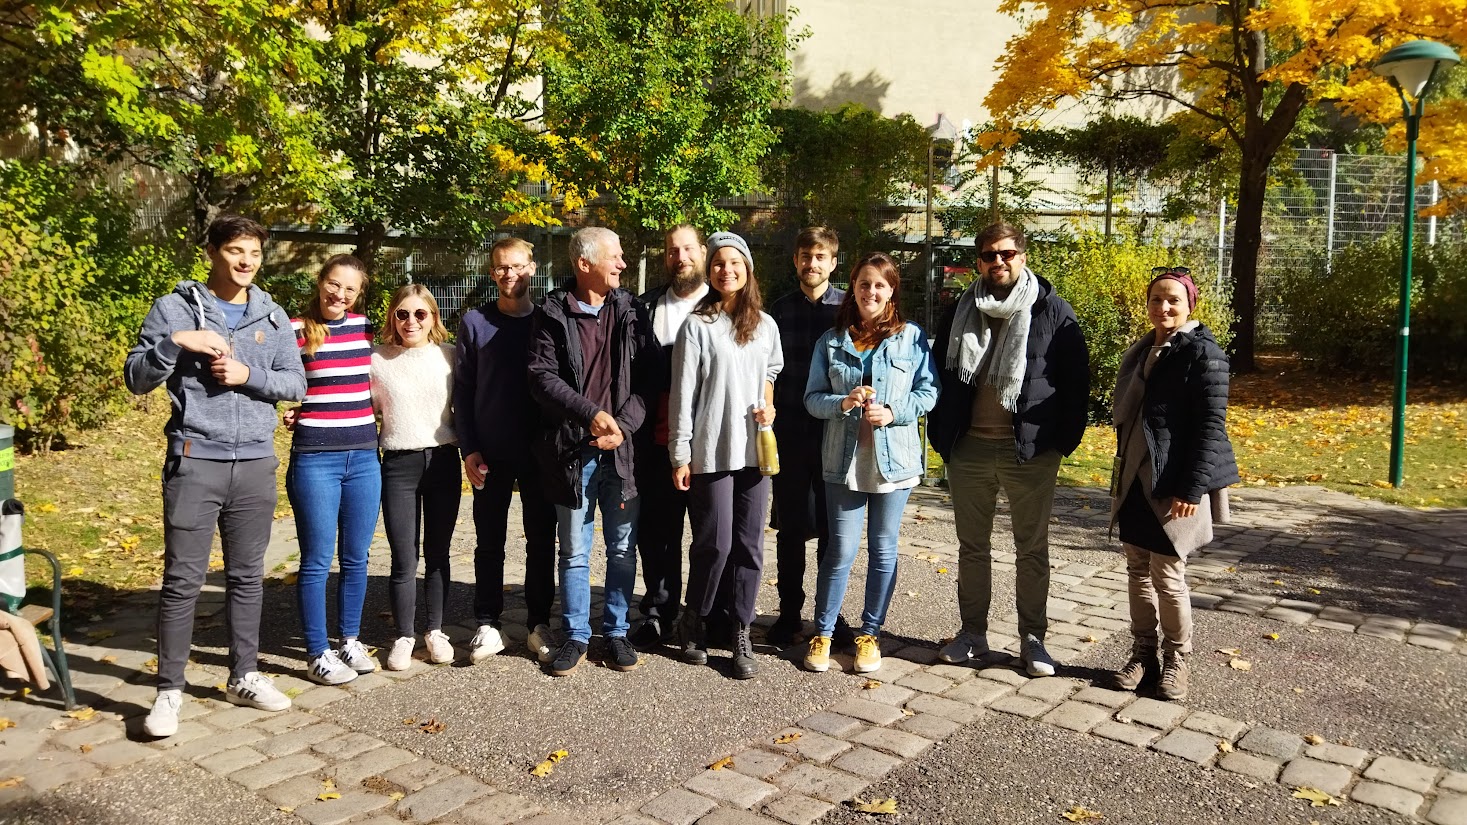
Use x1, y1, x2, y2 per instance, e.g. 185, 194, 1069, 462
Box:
854, 634, 882, 673
803, 635, 831, 672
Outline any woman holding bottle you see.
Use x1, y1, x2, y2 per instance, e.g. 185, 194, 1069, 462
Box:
669, 232, 783, 680
802, 253, 939, 674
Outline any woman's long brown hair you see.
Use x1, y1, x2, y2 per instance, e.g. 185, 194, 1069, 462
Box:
835, 252, 905, 347
299, 254, 367, 356
696, 251, 764, 345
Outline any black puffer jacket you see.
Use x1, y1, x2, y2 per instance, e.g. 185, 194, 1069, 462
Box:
929, 276, 1091, 464
1130, 323, 1240, 504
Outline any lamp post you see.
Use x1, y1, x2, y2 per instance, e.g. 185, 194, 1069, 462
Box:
1372, 40, 1460, 488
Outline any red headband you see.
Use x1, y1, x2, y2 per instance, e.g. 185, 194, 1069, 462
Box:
1148, 271, 1198, 309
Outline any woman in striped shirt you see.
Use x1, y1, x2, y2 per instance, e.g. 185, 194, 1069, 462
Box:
286, 254, 382, 686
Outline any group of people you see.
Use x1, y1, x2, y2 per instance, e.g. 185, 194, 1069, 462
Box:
123, 214, 1237, 740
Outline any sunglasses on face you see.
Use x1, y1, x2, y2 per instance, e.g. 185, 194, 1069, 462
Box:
1151, 266, 1192, 275
978, 249, 1021, 264
395, 308, 432, 322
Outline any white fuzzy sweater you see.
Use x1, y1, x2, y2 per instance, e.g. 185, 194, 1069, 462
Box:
372, 343, 458, 451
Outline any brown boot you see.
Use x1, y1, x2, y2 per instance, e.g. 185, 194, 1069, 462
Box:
1158, 650, 1189, 701
1113, 643, 1159, 691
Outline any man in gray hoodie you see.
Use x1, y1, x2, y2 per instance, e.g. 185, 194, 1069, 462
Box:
124, 215, 306, 737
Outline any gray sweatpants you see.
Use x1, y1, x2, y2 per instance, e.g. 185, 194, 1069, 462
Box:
157, 455, 278, 690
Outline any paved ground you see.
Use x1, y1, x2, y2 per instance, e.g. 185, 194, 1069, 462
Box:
1, 481, 1464, 825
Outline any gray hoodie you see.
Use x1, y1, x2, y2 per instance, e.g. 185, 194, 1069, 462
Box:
125, 280, 306, 460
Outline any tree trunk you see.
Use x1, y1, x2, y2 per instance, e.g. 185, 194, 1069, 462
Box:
353, 221, 388, 276
1228, 148, 1268, 374
190, 168, 217, 248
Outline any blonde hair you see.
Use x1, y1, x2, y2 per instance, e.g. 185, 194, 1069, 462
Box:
491, 237, 535, 261
383, 284, 449, 346
300, 254, 367, 356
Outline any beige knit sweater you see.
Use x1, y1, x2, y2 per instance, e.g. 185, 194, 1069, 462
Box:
371, 343, 457, 451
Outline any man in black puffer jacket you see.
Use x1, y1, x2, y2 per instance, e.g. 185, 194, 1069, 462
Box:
928, 223, 1090, 678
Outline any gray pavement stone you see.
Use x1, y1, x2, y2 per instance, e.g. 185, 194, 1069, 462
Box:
311, 731, 384, 760
799, 712, 864, 739
16, 757, 99, 792
1091, 721, 1160, 749
172, 725, 266, 760
924, 664, 975, 683
1442, 772, 1467, 794
83, 738, 162, 768
904, 693, 980, 724
988, 695, 1052, 719
727, 750, 790, 781
251, 709, 319, 734
642, 788, 717, 825
204, 705, 271, 730
450, 793, 546, 825
1070, 686, 1135, 710
294, 685, 352, 709
863, 657, 922, 680
890, 646, 939, 665
382, 759, 460, 792
768, 728, 851, 763
894, 672, 954, 694
232, 751, 328, 790
1152, 728, 1222, 765
1364, 755, 1440, 793
1117, 698, 1188, 730
1040, 701, 1110, 733
1279, 757, 1353, 795
832, 747, 904, 780
828, 697, 905, 726
975, 667, 1027, 687
603, 816, 660, 825
897, 712, 962, 740
325, 745, 419, 785
1350, 781, 1425, 817
696, 808, 782, 825
197, 746, 267, 776
1218, 751, 1283, 782
262, 774, 333, 808
1262, 607, 1315, 625
1427, 793, 1467, 825
943, 679, 1012, 707
295, 790, 393, 825
343, 672, 393, 693
255, 722, 346, 757
857, 683, 915, 707
49, 723, 124, 750
1305, 742, 1370, 769
762, 793, 833, 825
1015, 677, 1080, 704
1237, 727, 1304, 761
850, 727, 933, 759
397, 774, 494, 822
1180, 711, 1248, 741
685, 768, 779, 809
1356, 623, 1407, 642
1408, 635, 1458, 651
771, 763, 869, 804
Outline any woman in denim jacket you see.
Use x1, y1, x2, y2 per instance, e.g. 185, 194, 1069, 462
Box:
802, 253, 940, 674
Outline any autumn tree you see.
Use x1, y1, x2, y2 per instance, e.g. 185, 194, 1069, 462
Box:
981, 0, 1466, 371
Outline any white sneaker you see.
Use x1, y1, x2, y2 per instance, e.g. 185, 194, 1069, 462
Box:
306, 650, 358, 686
425, 629, 454, 664
938, 630, 990, 664
227, 672, 292, 711
469, 625, 505, 664
527, 624, 555, 664
143, 689, 183, 738
386, 636, 416, 671
340, 639, 376, 674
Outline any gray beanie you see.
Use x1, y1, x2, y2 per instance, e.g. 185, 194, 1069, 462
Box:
706, 231, 754, 275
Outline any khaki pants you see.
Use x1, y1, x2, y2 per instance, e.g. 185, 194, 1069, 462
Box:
1124, 543, 1193, 652
948, 436, 1062, 640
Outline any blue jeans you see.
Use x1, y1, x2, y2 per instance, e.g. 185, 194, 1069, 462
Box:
814, 483, 913, 637
286, 449, 382, 657
556, 447, 639, 643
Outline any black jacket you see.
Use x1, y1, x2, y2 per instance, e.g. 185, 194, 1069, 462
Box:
1128, 324, 1240, 504
631, 284, 678, 475
528, 286, 656, 508
928, 275, 1090, 463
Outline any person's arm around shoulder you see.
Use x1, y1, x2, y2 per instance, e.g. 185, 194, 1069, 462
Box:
888, 324, 941, 426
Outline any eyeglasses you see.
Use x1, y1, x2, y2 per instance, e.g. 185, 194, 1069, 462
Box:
978, 249, 1021, 264
492, 264, 527, 275
1151, 266, 1192, 275
395, 308, 431, 322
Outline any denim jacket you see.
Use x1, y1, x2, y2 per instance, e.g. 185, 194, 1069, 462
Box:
804, 322, 940, 484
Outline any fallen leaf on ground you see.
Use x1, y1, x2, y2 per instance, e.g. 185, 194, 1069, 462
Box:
530, 749, 569, 777
936, 567, 948, 574
1271, 580, 1285, 586
901, 708, 916, 717
905, 591, 919, 597
1217, 741, 1234, 753
1084, 634, 1098, 643
321, 778, 336, 791
0, 719, 13, 731
1263, 633, 1280, 641
709, 756, 734, 771
862, 680, 881, 690
1308, 588, 1321, 595
86, 629, 115, 641
1293, 687, 1305, 694
284, 687, 303, 699
0, 777, 22, 789
79, 744, 93, 754
1430, 578, 1457, 587
401, 717, 417, 725
1321, 548, 1339, 555
1228, 658, 1253, 672
141, 657, 158, 673
1060, 804, 1104, 821
277, 807, 293, 814
773, 732, 802, 745
1304, 734, 1325, 745
389, 791, 405, 801
100, 655, 117, 665
316, 792, 340, 801
66, 707, 96, 721
418, 718, 446, 734
1292, 787, 1341, 807
847, 797, 898, 814
1216, 647, 1242, 656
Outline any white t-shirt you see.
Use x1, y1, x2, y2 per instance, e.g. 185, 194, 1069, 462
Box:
655, 283, 710, 346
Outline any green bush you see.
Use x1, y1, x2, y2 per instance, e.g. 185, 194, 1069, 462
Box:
1037, 232, 1234, 421
1278, 237, 1467, 375
0, 160, 193, 451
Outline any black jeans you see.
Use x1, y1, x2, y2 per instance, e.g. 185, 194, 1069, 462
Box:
770, 428, 829, 616
686, 468, 768, 626
472, 452, 558, 629
635, 458, 689, 622
382, 445, 462, 636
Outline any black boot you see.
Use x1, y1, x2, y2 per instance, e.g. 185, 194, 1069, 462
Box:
678, 611, 708, 665
731, 623, 758, 679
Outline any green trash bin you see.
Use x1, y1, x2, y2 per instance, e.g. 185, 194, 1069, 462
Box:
0, 423, 13, 501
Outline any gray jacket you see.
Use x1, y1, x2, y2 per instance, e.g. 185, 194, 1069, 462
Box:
124, 280, 306, 460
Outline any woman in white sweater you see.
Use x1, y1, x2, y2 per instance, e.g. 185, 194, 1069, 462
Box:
372, 285, 462, 670
669, 232, 783, 679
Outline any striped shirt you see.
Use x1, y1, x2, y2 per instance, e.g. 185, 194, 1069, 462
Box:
291, 313, 378, 451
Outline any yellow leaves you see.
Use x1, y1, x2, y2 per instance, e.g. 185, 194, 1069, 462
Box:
100, 655, 117, 665
389, 791, 405, 801
773, 732, 802, 745
67, 566, 85, 577
848, 797, 899, 814
935, 567, 949, 575
33, 502, 58, 514
417, 718, 446, 734
709, 756, 734, 771
79, 743, 94, 754
1304, 734, 1325, 745
1292, 787, 1341, 807
530, 749, 569, 777
861, 680, 882, 690
1217, 740, 1234, 753
1215, 647, 1242, 656
1228, 658, 1253, 672
66, 707, 97, 722
0, 776, 24, 789
1263, 633, 1280, 641
1060, 804, 1104, 821
0, 718, 14, 731
317, 777, 340, 801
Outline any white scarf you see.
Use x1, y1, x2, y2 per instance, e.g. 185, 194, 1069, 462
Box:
945, 267, 1039, 412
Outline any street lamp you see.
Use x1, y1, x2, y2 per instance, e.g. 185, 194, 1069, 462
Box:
1372, 40, 1460, 488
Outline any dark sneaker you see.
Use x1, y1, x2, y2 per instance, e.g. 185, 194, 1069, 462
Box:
1114, 643, 1160, 691
765, 613, 803, 647
833, 615, 857, 653
1021, 634, 1056, 677
731, 623, 758, 680
1158, 650, 1189, 701
606, 636, 641, 672
548, 639, 588, 677
629, 617, 663, 651
678, 611, 708, 665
